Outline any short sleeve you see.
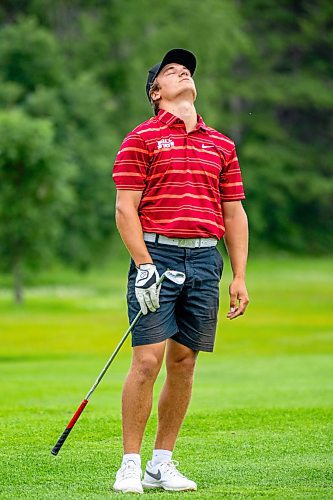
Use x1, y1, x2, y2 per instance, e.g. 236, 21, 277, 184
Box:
112, 133, 150, 190
219, 145, 245, 201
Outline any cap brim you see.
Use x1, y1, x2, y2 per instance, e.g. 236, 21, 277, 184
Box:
157, 48, 196, 78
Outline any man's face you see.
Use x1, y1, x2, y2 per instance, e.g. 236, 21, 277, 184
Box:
152, 63, 197, 104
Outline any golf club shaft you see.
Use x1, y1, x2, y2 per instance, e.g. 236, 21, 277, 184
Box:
85, 309, 142, 400
51, 273, 167, 456
51, 310, 142, 456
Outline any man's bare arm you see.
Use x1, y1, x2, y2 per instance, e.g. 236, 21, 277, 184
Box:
115, 190, 152, 266
222, 200, 249, 319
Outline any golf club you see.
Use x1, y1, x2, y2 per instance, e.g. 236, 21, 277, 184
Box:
51, 269, 186, 456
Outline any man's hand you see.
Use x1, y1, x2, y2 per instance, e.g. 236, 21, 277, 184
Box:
135, 264, 161, 315
227, 277, 249, 320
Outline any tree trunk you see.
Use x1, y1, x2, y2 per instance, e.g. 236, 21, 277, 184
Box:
13, 259, 23, 305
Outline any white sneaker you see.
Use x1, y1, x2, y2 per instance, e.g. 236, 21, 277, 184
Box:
113, 460, 143, 494
142, 460, 197, 491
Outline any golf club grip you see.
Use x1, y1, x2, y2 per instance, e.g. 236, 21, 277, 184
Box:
51, 399, 88, 455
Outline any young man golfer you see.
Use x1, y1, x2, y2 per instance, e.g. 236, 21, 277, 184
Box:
112, 48, 249, 494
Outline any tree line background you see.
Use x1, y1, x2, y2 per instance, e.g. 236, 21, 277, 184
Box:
0, 0, 332, 299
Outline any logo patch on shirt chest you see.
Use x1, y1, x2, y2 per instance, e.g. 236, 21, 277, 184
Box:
157, 138, 174, 149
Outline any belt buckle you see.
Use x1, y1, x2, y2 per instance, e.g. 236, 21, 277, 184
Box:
177, 239, 187, 247
178, 238, 196, 248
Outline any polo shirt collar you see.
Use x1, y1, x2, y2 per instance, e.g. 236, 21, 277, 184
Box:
157, 109, 209, 133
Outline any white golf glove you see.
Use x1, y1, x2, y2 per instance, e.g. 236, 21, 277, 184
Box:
135, 263, 161, 315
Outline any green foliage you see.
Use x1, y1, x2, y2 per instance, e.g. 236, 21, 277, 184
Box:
0, 109, 73, 296
25, 72, 119, 268
58, 74, 118, 269
0, 15, 119, 278
238, 1, 333, 252
0, 16, 64, 94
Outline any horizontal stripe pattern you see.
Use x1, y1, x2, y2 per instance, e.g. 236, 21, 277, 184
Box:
113, 110, 245, 239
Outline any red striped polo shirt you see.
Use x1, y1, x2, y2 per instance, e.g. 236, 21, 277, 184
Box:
112, 109, 245, 240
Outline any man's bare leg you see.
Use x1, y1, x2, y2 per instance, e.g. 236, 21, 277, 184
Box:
154, 339, 198, 451
122, 341, 166, 453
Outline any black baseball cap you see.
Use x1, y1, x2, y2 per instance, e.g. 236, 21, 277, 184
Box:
146, 48, 196, 101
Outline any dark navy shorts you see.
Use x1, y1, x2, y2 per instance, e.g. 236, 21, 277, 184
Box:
127, 242, 223, 352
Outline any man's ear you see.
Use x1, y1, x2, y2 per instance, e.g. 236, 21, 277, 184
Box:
151, 89, 161, 102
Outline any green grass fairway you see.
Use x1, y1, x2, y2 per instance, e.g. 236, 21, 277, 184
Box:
0, 256, 332, 498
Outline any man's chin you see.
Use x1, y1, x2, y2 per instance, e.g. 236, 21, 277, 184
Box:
174, 87, 197, 102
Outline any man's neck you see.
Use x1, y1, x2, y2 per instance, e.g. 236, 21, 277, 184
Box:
161, 101, 197, 133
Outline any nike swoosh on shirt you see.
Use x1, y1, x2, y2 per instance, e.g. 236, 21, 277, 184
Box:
146, 469, 162, 481
202, 144, 214, 149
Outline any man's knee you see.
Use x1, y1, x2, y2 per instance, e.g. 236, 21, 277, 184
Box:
131, 348, 164, 383
166, 351, 197, 378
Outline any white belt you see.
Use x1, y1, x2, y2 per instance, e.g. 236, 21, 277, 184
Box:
143, 232, 218, 248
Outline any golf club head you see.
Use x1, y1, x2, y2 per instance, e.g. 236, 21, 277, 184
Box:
164, 269, 186, 285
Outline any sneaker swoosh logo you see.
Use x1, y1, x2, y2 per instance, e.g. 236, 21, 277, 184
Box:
146, 469, 161, 480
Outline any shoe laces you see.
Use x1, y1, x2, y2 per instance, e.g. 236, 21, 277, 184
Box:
161, 460, 186, 478
120, 461, 141, 479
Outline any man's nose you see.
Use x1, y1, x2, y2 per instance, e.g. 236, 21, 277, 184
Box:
179, 69, 189, 77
